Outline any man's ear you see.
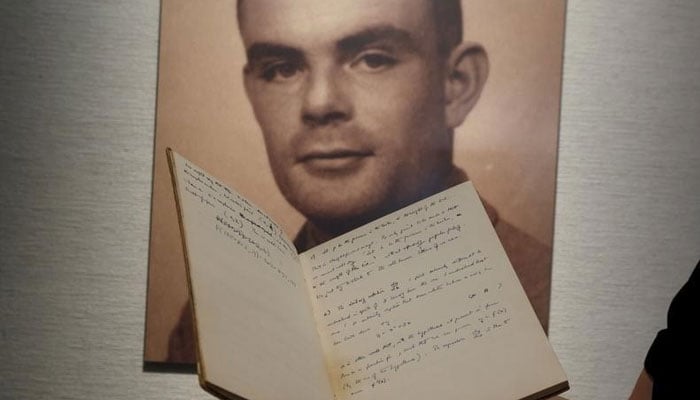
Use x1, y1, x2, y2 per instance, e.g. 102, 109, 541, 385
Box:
444, 42, 489, 129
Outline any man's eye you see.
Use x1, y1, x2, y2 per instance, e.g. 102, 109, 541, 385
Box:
354, 52, 398, 71
261, 62, 301, 82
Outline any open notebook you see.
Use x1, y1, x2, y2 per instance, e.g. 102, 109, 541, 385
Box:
168, 149, 568, 400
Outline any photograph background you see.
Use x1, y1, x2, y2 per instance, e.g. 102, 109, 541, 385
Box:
145, 0, 565, 362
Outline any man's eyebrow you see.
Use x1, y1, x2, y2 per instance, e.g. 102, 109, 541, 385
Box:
245, 43, 303, 64
337, 25, 418, 53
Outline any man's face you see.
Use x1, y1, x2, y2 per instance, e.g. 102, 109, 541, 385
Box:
239, 0, 453, 232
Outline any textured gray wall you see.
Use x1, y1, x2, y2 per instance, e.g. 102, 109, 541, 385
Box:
0, 1, 698, 399
550, 1, 700, 398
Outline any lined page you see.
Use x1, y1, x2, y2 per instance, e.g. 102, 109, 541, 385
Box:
170, 151, 332, 400
300, 182, 567, 400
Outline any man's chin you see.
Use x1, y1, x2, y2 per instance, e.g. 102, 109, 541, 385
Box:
293, 195, 392, 235
303, 204, 379, 227
276, 168, 401, 230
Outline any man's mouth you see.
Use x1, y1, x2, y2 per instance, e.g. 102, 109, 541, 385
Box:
298, 149, 373, 174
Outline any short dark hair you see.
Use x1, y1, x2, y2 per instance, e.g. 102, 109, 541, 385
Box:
432, 0, 463, 57
237, 0, 463, 57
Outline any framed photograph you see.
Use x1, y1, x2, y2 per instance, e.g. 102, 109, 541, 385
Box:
144, 0, 566, 364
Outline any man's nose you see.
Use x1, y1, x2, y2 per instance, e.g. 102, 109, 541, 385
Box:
301, 66, 352, 128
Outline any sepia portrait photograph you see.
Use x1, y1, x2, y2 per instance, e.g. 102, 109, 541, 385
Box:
144, 0, 566, 364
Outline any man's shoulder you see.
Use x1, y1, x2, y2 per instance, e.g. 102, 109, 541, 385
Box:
493, 218, 552, 332
494, 219, 552, 271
